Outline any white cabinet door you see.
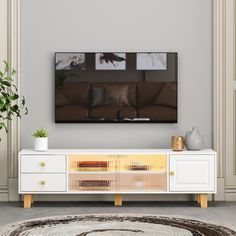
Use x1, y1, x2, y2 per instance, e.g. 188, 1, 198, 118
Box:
169, 155, 216, 192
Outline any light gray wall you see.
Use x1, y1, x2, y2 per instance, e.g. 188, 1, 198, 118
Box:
20, 0, 212, 149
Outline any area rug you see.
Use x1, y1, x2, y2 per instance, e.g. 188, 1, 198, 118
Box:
0, 214, 235, 236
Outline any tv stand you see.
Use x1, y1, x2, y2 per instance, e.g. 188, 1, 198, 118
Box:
19, 149, 216, 208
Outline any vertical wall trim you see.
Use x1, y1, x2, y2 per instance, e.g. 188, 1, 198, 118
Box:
0, 0, 20, 201
234, 89, 236, 174
7, 0, 20, 201
234, 0, 236, 81
7, 0, 20, 180
213, 0, 226, 200
0, 0, 9, 197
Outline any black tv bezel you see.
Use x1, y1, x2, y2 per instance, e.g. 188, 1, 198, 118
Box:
54, 52, 178, 124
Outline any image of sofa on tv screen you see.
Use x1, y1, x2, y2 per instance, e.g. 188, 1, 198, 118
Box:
55, 82, 177, 123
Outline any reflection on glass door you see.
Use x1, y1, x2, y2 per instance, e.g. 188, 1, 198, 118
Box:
68, 154, 167, 192
118, 154, 167, 192
69, 154, 116, 192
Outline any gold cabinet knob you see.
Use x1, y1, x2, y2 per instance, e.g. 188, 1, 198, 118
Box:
40, 162, 46, 167
170, 171, 175, 176
40, 180, 46, 185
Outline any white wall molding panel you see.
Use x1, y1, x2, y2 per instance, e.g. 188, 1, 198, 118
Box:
0, 0, 20, 201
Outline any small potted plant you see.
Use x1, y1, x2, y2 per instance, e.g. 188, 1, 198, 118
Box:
33, 128, 48, 151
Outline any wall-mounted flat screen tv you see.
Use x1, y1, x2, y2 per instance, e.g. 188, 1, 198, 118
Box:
55, 52, 178, 123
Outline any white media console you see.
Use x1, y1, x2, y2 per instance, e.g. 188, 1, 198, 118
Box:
19, 149, 216, 208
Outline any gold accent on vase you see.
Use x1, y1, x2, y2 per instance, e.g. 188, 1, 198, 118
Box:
171, 136, 184, 151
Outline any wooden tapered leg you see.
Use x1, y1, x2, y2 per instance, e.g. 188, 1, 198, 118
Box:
200, 194, 208, 208
24, 194, 32, 209
114, 194, 122, 206
31, 195, 34, 204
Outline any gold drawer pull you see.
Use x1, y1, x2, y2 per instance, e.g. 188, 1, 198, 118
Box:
170, 171, 175, 176
40, 162, 46, 167
40, 180, 46, 185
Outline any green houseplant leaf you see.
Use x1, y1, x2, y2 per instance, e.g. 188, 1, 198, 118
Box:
0, 61, 28, 140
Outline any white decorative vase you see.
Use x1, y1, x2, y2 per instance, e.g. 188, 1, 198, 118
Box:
185, 126, 204, 151
34, 137, 48, 151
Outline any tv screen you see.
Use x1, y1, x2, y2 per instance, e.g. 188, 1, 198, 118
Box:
55, 52, 177, 123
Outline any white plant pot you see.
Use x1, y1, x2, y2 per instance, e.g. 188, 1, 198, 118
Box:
34, 137, 48, 151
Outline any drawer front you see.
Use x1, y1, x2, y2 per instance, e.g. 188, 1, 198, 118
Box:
169, 154, 215, 192
20, 174, 66, 192
21, 155, 66, 173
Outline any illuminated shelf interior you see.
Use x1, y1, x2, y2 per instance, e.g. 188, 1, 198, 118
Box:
68, 154, 167, 192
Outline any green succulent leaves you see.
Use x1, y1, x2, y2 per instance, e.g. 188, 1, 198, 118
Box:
32, 128, 48, 138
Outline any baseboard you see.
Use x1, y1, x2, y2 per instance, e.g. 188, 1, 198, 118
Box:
225, 187, 236, 201
214, 177, 225, 201
0, 179, 19, 202
8, 178, 19, 201
225, 193, 236, 201
0, 185, 8, 201
0, 193, 8, 201
19, 194, 213, 202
